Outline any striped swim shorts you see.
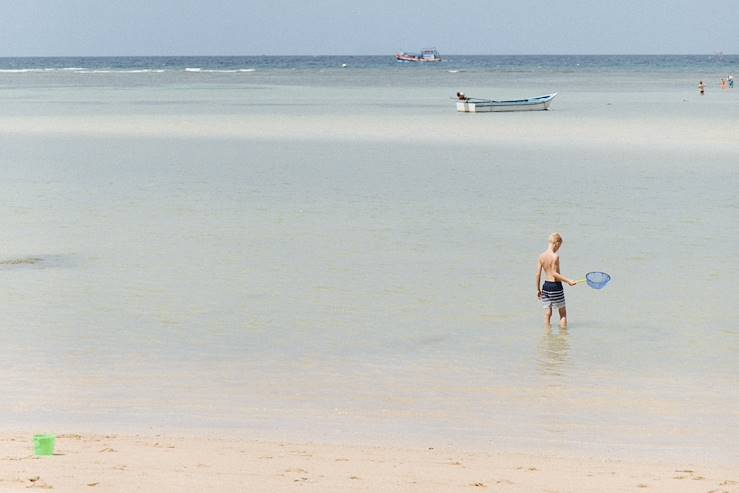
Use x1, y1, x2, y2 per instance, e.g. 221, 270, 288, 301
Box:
540, 280, 566, 309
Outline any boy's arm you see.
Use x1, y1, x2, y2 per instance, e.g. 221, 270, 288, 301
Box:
552, 272, 575, 285
552, 256, 577, 286
536, 259, 542, 298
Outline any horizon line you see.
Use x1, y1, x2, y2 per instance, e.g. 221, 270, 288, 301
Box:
0, 53, 736, 58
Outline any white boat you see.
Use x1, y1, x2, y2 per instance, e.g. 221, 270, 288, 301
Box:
396, 49, 442, 63
456, 93, 557, 112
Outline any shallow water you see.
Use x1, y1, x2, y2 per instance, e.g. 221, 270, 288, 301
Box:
1, 58, 737, 463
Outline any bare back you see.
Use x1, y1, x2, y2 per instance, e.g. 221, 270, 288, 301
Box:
539, 250, 560, 282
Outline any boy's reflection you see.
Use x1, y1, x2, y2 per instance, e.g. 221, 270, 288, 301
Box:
538, 327, 570, 377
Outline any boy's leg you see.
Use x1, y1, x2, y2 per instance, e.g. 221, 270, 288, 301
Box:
558, 307, 568, 329
544, 306, 552, 328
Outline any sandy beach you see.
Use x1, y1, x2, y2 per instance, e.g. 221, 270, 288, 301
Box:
2, 433, 737, 492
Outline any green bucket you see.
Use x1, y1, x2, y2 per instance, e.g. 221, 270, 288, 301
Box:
33, 434, 56, 456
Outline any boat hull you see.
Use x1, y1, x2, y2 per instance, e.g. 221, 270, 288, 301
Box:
456, 93, 557, 112
395, 49, 442, 63
396, 56, 441, 62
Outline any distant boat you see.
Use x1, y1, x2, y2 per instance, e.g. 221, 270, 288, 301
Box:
456, 93, 557, 112
395, 49, 442, 63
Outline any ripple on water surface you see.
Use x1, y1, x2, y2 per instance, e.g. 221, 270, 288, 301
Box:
0, 254, 76, 270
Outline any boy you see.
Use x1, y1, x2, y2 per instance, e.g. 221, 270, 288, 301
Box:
536, 233, 576, 328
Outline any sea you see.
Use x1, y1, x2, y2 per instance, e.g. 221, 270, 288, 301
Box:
1, 55, 737, 463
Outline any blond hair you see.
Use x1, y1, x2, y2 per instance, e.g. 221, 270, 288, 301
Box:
548, 232, 562, 245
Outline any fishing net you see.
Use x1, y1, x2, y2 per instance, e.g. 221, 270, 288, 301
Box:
585, 271, 611, 289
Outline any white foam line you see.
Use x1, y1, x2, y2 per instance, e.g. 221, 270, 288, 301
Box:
184, 68, 255, 73
77, 69, 167, 74
1, 67, 253, 74
0, 68, 86, 73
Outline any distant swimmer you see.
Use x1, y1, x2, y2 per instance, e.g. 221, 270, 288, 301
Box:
729, 74, 734, 88
456, 91, 468, 101
720, 78, 727, 90
698, 80, 705, 95
536, 233, 577, 329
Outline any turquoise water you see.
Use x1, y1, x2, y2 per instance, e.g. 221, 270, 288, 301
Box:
0, 57, 737, 463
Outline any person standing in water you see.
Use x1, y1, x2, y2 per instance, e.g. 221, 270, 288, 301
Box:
536, 233, 577, 329
698, 80, 705, 95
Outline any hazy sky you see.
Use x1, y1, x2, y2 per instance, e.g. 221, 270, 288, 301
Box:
0, 0, 736, 56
